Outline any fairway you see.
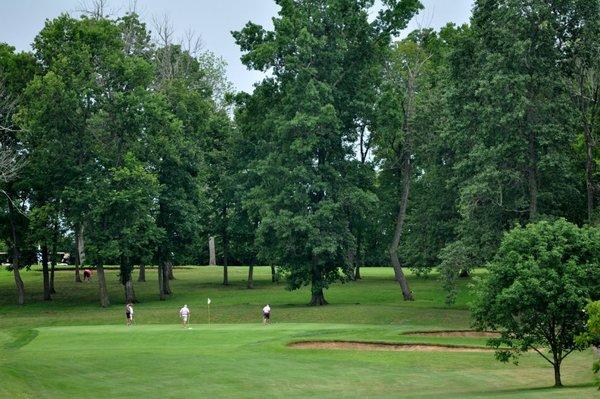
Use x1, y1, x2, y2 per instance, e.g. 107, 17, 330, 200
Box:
0, 267, 596, 398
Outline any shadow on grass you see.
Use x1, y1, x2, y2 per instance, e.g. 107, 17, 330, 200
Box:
3, 329, 39, 350
465, 382, 595, 396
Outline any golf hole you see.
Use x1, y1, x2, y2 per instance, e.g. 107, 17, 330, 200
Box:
288, 341, 494, 352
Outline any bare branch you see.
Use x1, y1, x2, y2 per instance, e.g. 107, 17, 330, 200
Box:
0, 146, 26, 183
529, 346, 555, 366
76, 0, 114, 19
152, 13, 175, 48
182, 28, 204, 58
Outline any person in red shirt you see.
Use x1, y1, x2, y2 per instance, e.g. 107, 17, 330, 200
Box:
83, 269, 92, 282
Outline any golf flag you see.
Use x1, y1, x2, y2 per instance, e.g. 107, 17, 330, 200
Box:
207, 298, 211, 305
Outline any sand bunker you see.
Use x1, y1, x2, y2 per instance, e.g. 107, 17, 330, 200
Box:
404, 330, 500, 338
289, 341, 493, 352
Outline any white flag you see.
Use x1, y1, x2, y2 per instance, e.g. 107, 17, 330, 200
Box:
207, 298, 211, 305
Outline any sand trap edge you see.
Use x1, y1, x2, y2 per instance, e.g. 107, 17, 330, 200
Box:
288, 341, 494, 352
402, 330, 500, 338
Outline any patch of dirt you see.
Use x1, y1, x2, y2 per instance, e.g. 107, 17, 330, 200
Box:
288, 341, 493, 352
404, 330, 500, 338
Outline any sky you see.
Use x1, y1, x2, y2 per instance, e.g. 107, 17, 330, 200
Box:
0, 0, 474, 93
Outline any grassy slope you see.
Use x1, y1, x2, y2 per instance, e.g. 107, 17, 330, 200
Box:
0, 266, 596, 398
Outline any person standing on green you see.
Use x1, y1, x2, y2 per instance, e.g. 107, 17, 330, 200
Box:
125, 303, 134, 326
179, 304, 190, 328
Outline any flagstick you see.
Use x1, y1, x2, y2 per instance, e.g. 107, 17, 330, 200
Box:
208, 302, 211, 327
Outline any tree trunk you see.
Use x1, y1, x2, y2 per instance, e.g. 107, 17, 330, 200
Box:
158, 262, 166, 300
167, 262, 175, 280
163, 261, 172, 295
222, 266, 229, 285
138, 264, 146, 282
49, 261, 56, 294
13, 265, 25, 306
124, 277, 136, 303
50, 239, 57, 294
354, 231, 362, 280
222, 213, 229, 286
42, 244, 51, 301
584, 124, 595, 222
527, 125, 538, 220
388, 155, 414, 301
96, 264, 110, 308
209, 236, 216, 265
74, 223, 84, 283
271, 266, 278, 283
7, 195, 25, 305
309, 288, 328, 306
247, 265, 254, 289
309, 263, 328, 306
347, 248, 357, 281
553, 361, 562, 387
387, 71, 417, 301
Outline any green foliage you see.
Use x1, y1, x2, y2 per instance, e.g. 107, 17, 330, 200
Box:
373, 28, 459, 275
234, 0, 422, 303
86, 154, 162, 269
472, 219, 600, 386
438, 241, 472, 305
11, 10, 231, 303
577, 301, 600, 388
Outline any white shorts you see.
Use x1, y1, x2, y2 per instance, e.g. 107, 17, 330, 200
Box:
181, 315, 188, 322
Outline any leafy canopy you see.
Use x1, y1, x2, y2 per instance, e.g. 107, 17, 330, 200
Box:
472, 218, 600, 385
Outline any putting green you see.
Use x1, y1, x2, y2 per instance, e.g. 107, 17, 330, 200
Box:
1, 323, 596, 398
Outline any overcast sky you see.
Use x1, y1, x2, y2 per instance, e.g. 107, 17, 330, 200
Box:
0, 0, 474, 93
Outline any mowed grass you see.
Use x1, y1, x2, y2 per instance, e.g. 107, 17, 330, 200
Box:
0, 266, 596, 398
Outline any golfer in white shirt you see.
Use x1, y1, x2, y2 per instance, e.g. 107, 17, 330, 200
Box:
262, 304, 271, 324
180, 304, 190, 328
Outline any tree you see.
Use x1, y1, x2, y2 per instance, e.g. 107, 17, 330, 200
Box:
374, 32, 435, 300
27, 204, 61, 300
234, 0, 422, 305
152, 38, 229, 294
204, 113, 236, 286
86, 154, 162, 306
17, 71, 76, 293
25, 14, 127, 284
444, 1, 587, 276
563, 1, 600, 224
472, 219, 600, 387
0, 44, 38, 305
24, 12, 171, 305
576, 301, 600, 389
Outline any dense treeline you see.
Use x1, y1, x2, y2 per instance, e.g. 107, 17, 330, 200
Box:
1, 10, 234, 305
1, 0, 598, 306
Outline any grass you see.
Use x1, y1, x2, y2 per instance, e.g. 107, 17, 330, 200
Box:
0, 266, 596, 398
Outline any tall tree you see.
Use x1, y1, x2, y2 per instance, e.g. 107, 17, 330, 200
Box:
152, 39, 229, 296
26, 14, 127, 284
374, 33, 434, 300
234, 0, 422, 305
86, 154, 162, 306
563, 1, 600, 224
443, 0, 586, 276
0, 44, 38, 305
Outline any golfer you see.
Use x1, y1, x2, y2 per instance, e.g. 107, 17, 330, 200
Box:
125, 303, 134, 326
180, 304, 190, 328
83, 268, 92, 282
262, 304, 271, 324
